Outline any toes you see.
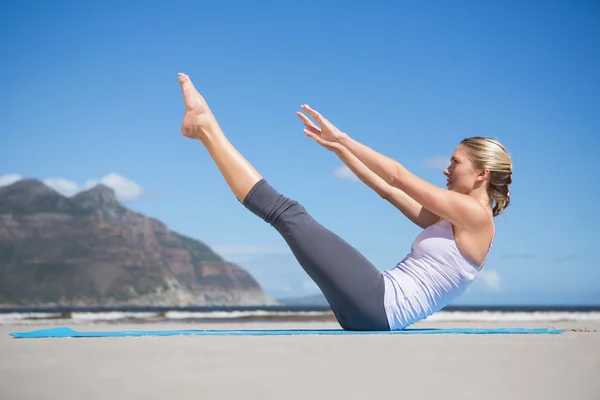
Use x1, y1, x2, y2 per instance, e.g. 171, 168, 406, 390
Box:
177, 72, 189, 82
178, 73, 193, 92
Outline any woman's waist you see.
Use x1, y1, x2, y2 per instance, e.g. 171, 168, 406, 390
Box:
384, 257, 476, 295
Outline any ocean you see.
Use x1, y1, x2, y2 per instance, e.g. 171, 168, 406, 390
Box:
1, 305, 599, 326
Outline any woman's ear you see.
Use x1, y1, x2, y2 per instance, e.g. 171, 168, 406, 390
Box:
476, 169, 490, 182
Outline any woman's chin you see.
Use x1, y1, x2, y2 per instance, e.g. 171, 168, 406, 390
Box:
446, 184, 462, 193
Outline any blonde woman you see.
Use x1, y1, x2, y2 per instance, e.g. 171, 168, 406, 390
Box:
176, 73, 513, 331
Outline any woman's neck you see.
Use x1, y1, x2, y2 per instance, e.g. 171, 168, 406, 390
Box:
469, 187, 493, 215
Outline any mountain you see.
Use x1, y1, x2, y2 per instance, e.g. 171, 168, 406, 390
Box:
0, 179, 278, 307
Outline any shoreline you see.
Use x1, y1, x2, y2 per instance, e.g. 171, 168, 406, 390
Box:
2, 303, 600, 312
2, 308, 600, 328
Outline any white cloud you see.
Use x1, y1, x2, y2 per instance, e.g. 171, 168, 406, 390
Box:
478, 270, 502, 292
421, 156, 449, 171
207, 244, 322, 298
302, 279, 319, 292
333, 165, 359, 182
43, 178, 80, 197
279, 284, 293, 293
0, 174, 23, 187
211, 244, 291, 259
0, 173, 144, 202
84, 173, 143, 202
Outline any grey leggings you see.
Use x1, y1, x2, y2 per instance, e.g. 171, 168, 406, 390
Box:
242, 179, 390, 331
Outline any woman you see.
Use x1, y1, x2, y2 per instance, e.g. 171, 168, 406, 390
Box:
176, 72, 512, 331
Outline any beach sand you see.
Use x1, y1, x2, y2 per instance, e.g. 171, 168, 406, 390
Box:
1, 319, 598, 400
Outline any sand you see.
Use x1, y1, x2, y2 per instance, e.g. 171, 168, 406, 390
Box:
1, 319, 599, 400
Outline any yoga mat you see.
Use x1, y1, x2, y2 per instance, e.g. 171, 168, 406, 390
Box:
10, 326, 565, 338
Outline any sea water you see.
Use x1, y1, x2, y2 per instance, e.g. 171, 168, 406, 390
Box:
1, 305, 599, 326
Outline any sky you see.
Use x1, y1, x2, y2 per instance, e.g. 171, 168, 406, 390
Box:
1, 0, 598, 305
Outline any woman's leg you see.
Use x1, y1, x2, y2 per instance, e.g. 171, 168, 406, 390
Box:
177, 73, 389, 331
242, 179, 389, 331
177, 72, 263, 202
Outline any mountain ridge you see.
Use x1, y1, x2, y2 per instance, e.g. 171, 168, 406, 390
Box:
0, 179, 278, 307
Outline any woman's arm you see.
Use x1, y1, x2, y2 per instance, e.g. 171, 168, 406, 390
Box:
297, 107, 439, 228
337, 134, 407, 188
298, 105, 488, 230
333, 145, 440, 229
338, 134, 488, 230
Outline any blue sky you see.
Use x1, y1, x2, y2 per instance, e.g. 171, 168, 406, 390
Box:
1, 1, 598, 305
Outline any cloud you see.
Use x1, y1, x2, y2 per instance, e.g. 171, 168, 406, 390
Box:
497, 253, 539, 260
44, 178, 81, 197
302, 279, 319, 292
0, 174, 22, 187
0, 173, 144, 202
333, 165, 359, 182
551, 254, 578, 263
465, 269, 502, 294
83, 173, 143, 202
478, 270, 502, 292
495, 253, 575, 263
211, 244, 291, 256
211, 244, 292, 263
208, 243, 322, 298
421, 156, 449, 171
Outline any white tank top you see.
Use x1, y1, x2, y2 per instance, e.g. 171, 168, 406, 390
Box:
382, 219, 494, 330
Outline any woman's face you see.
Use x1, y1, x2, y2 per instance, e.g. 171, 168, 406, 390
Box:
443, 145, 483, 194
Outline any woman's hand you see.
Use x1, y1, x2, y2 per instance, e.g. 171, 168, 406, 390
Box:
296, 104, 346, 151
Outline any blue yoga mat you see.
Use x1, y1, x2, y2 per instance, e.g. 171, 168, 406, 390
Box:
10, 326, 564, 338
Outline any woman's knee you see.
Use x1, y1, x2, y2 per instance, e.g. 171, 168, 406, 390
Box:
268, 197, 315, 233
243, 179, 309, 226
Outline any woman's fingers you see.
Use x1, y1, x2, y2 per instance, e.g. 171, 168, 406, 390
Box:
300, 104, 327, 126
303, 128, 319, 140
304, 129, 326, 145
304, 125, 321, 136
296, 111, 320, 130
304, 129, 337, 151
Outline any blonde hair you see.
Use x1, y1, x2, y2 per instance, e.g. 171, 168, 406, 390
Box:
460, 137, 513, 217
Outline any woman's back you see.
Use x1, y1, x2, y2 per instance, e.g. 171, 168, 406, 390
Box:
382, 220, 494, 330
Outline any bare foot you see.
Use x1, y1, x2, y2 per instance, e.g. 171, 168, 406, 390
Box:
177, 72, 219, 141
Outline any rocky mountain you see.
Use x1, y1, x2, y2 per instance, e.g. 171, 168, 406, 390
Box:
0, 179, 278, 307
